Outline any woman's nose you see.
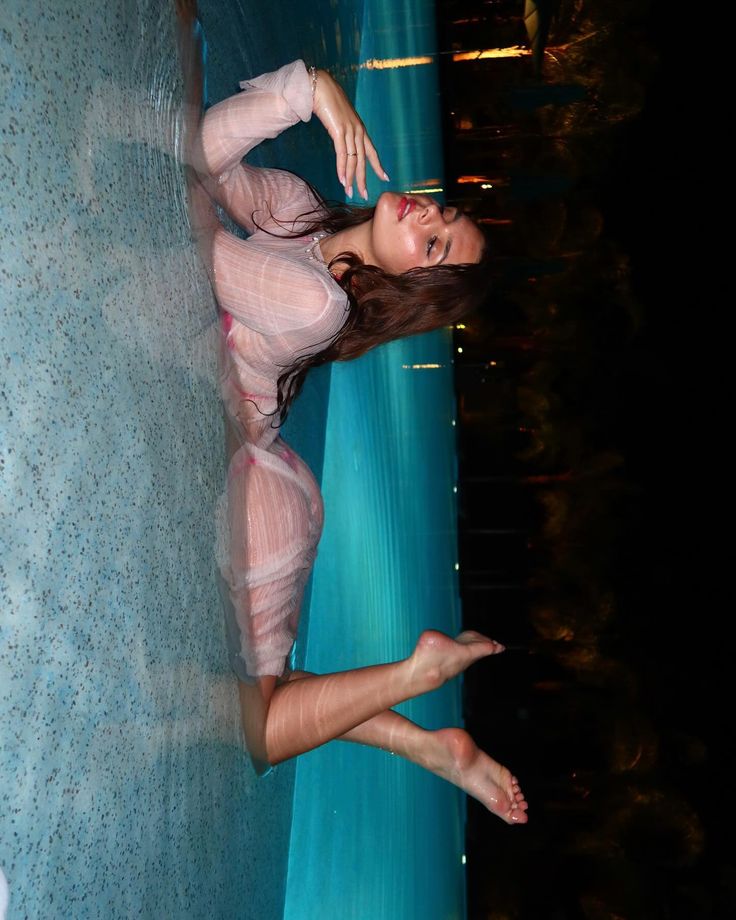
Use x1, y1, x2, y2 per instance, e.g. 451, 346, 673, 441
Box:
418, 200, 441, 223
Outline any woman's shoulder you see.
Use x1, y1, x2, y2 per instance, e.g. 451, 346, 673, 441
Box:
243, 234, 348, 334
288, 256, 349, 340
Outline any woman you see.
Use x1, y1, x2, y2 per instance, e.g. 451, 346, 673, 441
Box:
194, 58, 528, 825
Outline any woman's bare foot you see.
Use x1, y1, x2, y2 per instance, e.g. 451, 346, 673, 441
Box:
407, 629, 504, 693
432, 728, 528, 825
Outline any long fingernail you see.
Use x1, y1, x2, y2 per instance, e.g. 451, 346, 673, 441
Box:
346, 186, 353, 199
361, 188, 368, 200
339, 173, 346, 185
383, 171, 390, 181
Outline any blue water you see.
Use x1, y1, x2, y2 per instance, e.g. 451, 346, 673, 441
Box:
0, 1, 465, 917
285, 337, 465, 920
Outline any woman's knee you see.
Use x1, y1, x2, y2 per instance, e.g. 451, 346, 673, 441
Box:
237, 675, 277, 764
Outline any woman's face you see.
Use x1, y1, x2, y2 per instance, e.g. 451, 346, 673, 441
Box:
367, 192, 485, 273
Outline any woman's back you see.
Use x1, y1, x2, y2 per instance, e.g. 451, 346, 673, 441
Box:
198, 61, 345, 678
213, 216, 345, 448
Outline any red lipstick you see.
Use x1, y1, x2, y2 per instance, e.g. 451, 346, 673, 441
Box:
398, 196, 415, 221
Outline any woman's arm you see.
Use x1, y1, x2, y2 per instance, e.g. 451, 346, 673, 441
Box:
213, 163, 321, 237
197, 59, 389, 224
198, 59, 312, 179
311, 68, 389, 200
197, 60, 320, 234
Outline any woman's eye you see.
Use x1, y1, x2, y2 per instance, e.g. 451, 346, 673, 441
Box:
427, 235, 437, 256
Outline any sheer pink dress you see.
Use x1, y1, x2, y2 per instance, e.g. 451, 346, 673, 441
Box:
198, 60, 349, 681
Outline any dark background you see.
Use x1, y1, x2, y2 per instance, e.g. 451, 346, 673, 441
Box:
436, 2, 727, 916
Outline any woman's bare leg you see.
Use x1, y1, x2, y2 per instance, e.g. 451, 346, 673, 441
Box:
239, 630, 499, 761
284, 671, 528, 824
236, 629, 527, 824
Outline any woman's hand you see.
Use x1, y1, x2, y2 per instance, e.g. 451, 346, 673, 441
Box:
311, 69, 389, 200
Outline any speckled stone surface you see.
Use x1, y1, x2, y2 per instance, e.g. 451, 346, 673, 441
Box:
0, 3, 297, 917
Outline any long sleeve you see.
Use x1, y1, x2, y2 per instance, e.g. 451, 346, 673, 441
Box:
202, 59, 346, 340
199, 59, 312, 178
206, 65, 339, 682
198, 60, 320, 235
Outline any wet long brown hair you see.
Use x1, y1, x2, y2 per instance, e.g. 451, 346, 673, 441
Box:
254, 177, 494, 423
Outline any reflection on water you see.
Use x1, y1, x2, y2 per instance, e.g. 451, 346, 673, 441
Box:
283, 0, 466, 914
2, 0, 469, 916
0, 3, 295, 918
361, 55, 434, 68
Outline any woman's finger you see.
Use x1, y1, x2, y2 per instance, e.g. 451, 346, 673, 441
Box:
332, 132, 349, 188
364, 135, 389, 183
343, 129, 358, 199
332, 126, 359, 196
357, 155, 369, 201
352, 126, 369, 200
313, 69, 389, 194
356, 149, 367, 200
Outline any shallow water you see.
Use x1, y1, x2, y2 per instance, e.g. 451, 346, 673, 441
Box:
1, 3, 290, 917
286, 335, 466, 920
1, 0, 465, 917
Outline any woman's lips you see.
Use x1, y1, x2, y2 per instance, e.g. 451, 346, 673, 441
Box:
398, 196, 415, 220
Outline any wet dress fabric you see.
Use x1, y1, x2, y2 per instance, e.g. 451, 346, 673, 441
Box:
200, 60, 349, 680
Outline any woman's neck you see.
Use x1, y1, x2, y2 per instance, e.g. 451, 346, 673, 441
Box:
319, 220, 373, 271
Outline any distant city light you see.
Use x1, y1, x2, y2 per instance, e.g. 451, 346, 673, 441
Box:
457, 347, 463, 353
453, 486, 458, 493
361, 56, 433, 69
401, 363, 444, 369
458, 177, 505, 190
489, 360, 497, 366
458, 175, 495, 184
456, 323, 466, 330
453, 46, 531, 61
405, 179, 442, 194
454, 563, 460, 571
451, 419, 456, 426
461, 854, 467, 865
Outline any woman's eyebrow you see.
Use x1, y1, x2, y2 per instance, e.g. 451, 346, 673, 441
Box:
438, 210, 463, 264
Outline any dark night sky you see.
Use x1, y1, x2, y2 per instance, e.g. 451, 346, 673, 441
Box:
598, 18, 722, 737
460, 7, 730, 914
556, 6, 731, 893
607, 35, 731, 868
